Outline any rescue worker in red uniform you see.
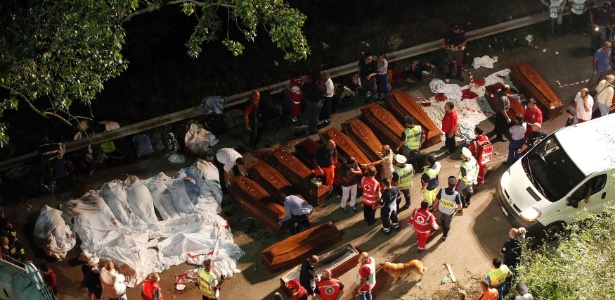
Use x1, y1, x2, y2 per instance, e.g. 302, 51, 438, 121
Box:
361, 167, 381, 226
523, 98, 543, 139
355, 252, 376, 300
469, 127, 491, 185
141, 272, 164, 300
408, 201, 439, 252
289, 77, 305, 125
315, 268, 345, 300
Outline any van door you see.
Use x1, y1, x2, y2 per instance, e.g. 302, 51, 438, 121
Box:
567, 173, 609, 216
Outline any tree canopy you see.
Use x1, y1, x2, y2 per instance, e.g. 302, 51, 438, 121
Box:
0, 0, 308, 147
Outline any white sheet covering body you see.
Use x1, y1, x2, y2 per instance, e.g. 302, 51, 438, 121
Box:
60, 160, 243, 287
33, 205, 76, 260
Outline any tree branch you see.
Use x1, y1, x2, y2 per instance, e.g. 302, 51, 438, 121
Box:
122, 0, 233, 22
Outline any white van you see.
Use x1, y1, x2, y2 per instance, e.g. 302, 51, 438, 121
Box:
497, 114, 615, 235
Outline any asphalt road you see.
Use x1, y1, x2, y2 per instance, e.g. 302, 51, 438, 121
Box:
3, 31, 594, 299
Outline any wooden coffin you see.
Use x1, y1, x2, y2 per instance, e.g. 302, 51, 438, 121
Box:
261, 221, 342, 273
485, 83, 526, 118
265, 149, 332, 206
385, 90, 442, 148
279, 244, 360, 295
228, 176, 285, 232
319, 128, 371, 166
360, 103, 404, 150
341, 118, 382, 162
249, 161, 297, 202
294, 138, 321, 170
510, 62, 563, 119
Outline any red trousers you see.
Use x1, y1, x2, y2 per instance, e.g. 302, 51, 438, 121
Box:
477, 163, 487, 184
292, 101, 302, 118
314, 164, 336, 186
416, 231, 431, 250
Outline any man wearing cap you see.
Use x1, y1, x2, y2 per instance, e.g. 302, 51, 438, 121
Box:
278, 195, 314, 234
433, 176, 462, 241
408, 201, 439, 252
458, 147, 478, 208
565, 106, 578, 127
593, 74, 615, 117
286, 279, 308, 300
441, 102, 459, 154
515, 282, 534, 300
361, 166, 381, 226
397, 115, 424, 171
420, 154, 441, 209
392, 154, 414, 211
518, 123, 547, 155
523, 98, 542, 139
443, 23, 467, 82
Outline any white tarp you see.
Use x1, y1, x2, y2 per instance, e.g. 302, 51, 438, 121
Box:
472, 55, 498, 69
33, 205, 76, 260
419, 69, 510, 142
184, 123, 219, 155
60, 159, 243, 287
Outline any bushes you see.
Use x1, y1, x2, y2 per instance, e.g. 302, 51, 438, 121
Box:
513, 206, 615, 299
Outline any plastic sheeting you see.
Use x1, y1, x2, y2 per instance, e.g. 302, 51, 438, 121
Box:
418, 69, 511, 142
60, 159, 243, 287
184, 124, 219, 155
472, 55, 498, 69
33, 205, 76, 260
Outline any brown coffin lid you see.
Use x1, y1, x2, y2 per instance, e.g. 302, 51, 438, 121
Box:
341, 118, 383, 162
228, 176, 284, 231
319, 127, 371, 165
249, 160, 296, 202
265, 149, 331, 206
360, 103, 404, 150
385, 90, 442, 148
485, 83, 526, 119
293, 138, 320, 169
261, 221, 342, 273
510, 62, 562, 119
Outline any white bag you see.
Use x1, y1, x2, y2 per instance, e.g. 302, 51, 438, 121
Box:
184, 124, 218, 154
33, 205, 76, 260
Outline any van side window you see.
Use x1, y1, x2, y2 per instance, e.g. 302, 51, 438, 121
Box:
570, 175, 607, 201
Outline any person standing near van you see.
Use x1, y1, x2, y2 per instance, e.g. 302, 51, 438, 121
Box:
508, 115, 526, 165
523, 98, 542, 138
518, 123, 548, 155
574, 88, 594, 123
457, 147, 478, 208
493, 85, 511, 142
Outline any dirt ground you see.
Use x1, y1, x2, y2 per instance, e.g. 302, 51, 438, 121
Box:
3, 31, 594, 299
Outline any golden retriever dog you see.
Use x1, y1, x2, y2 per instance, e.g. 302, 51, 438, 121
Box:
380, 259, 426, 284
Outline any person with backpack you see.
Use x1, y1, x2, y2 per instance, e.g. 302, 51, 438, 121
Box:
469, 127, 491, 185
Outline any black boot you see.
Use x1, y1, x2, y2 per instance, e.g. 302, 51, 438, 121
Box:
442, 227, 450, 240
446, 63, 455, 78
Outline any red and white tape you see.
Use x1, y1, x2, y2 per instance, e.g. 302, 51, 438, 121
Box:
461, 66, 475, 84
555, 79, 589, 88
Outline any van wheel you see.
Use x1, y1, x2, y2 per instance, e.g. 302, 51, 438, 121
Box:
541, 222, 566, 247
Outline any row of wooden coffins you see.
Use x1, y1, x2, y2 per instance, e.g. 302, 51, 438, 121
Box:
229, 63, 563, 275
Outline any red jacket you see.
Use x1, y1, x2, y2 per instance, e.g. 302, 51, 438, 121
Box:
441, 109, 458, 134
141, 279, 163, 300
408, 208, 436, 234
361, 177, 380, 206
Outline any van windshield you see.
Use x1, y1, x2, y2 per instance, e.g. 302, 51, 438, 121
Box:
521, 135, 585, 202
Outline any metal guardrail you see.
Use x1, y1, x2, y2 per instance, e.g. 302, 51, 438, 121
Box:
0, 11, 552, 172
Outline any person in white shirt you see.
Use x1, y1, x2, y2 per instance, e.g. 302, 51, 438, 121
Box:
100, 260, 127, 300
542, 0, 567, 36
508, 114, 527, 165
215, 148, 246, 188
574, 88, 594, 122
320, 71, 335, 126
514, 282, 534, 300
568, 0, 589, 34
593, 74, 614, 117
